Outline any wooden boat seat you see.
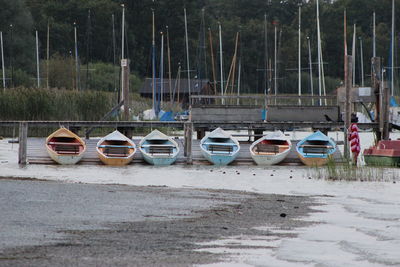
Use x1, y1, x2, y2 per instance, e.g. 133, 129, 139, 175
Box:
48, 142, 81, 146
54, 144, 80, 154
209, 144, 233, 153
104, 146, 129, 157
149, 146, 173, 155
255, 144, 279, 154
303, 146, 328, 154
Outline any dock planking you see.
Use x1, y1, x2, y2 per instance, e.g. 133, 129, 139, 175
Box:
27, 138, 343, 166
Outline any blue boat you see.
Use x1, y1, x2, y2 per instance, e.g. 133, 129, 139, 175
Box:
200, 128, 240, 165
139, 129, 180, 166
296, 131, 336, 166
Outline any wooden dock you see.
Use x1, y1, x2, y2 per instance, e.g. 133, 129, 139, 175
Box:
26, 137, 343, 166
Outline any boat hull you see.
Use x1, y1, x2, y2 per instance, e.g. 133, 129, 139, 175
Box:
142, 153, 178, 166
251, 149, 290, 165
297, 153, 330, 167
364, 155, 400, 167
97, 152, 134, 166
201, 150, 237, 166
46, 148, 84, 165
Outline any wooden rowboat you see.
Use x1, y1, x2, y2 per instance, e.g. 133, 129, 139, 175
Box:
45, 127, 86, 165
296, 131, 336, 166
200, 128, 240, 165
96, 130, 136, 166
139, 129, 180, 166
250, 131, 292, 165
364, 140, 400, 167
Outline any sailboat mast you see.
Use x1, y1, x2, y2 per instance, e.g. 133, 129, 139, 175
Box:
274, 22, 277, 98
74, 22, 80, 91
316, 0, 322, 105
360, 37, 364, 87
121, 5, 125, 60
47, 21, 50, 89
219, 22, 224, 100
166, 26, 172, 104
391, 0, 395, 96
352, 24, 356, 87
112, 14, 117, 99
152, 9, 156, 111
307, 36, 314, 105
264, 13, 268, 98
298, 5, 302, 105
160, 32, 164, 107
1, 31, 5, 90
36, 30, 40, 88
373, 11, 376, 58
184, 8, 191, 100
208, 28, 217, 94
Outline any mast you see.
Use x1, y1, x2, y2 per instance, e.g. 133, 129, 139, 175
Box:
237, 43, 242, 105
391, 0, 395, 96
36, 30, 40, 88
166, 26, 172, 104
46, 21, 50, 89
160, 31, 164, 109
373, 11, 376, 58
197, 8, 207, 87
184, 8, 191, 100
121, 4, 125, 103
209, 28, 217, 94
112, 14, 117, 100
218, 22, 224, 101
307, 36, 314, 105
316, 0, 322, 105
264, 13, 268, 99
360, 37, 364, 87
85, 9, 91, 90
151, 8, 156, 112
74, 22, 80, 91
298, 5, 302, 105
1, 32, 5, 90
274, 22, 277, 98
352, 24, 356, 87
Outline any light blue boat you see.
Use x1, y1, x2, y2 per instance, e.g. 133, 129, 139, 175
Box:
139, 129, 180, 166
296, 130, 336, 166
200, 128, 241, 165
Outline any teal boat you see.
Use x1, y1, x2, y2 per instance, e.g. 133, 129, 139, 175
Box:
200, 128, 240, 165
296, 131, 336, 166
139, 130, 180, 166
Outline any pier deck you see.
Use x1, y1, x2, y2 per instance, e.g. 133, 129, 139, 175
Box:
27, 138, 343, 166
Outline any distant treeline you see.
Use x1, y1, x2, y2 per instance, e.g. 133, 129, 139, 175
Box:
0, 0, 398, 93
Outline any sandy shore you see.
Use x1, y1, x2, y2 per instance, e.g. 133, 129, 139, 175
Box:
0, 178, 315, 266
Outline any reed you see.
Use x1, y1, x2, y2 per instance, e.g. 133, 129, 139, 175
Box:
309, 158, 397, 182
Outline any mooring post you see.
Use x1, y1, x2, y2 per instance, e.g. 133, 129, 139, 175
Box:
121, 59, 130, 120
372, 57, 381, 142
18, 122, 28, 165
344, 55, 352, 161
382, 83, 390, 140
184, 122, 193, 164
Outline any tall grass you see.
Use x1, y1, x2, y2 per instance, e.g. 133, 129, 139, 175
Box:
0, 87, 152, 121
309, 158, 397, 182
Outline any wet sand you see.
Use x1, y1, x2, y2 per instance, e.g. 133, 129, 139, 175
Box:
0, 178, 315, 266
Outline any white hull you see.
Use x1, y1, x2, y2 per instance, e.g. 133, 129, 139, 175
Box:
249, 131, 291, 166
251, 149, 290, 165
48, 151, 84, 165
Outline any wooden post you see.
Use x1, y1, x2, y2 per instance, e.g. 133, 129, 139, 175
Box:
382, 83, 390, 140
121, 59, 130, 120
18, 122, 28, 165
372, 57, 381, 142
184, 122, 193, 164
344, 55, 352, 160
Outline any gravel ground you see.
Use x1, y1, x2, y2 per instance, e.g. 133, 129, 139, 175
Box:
0, 178, 316, 266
